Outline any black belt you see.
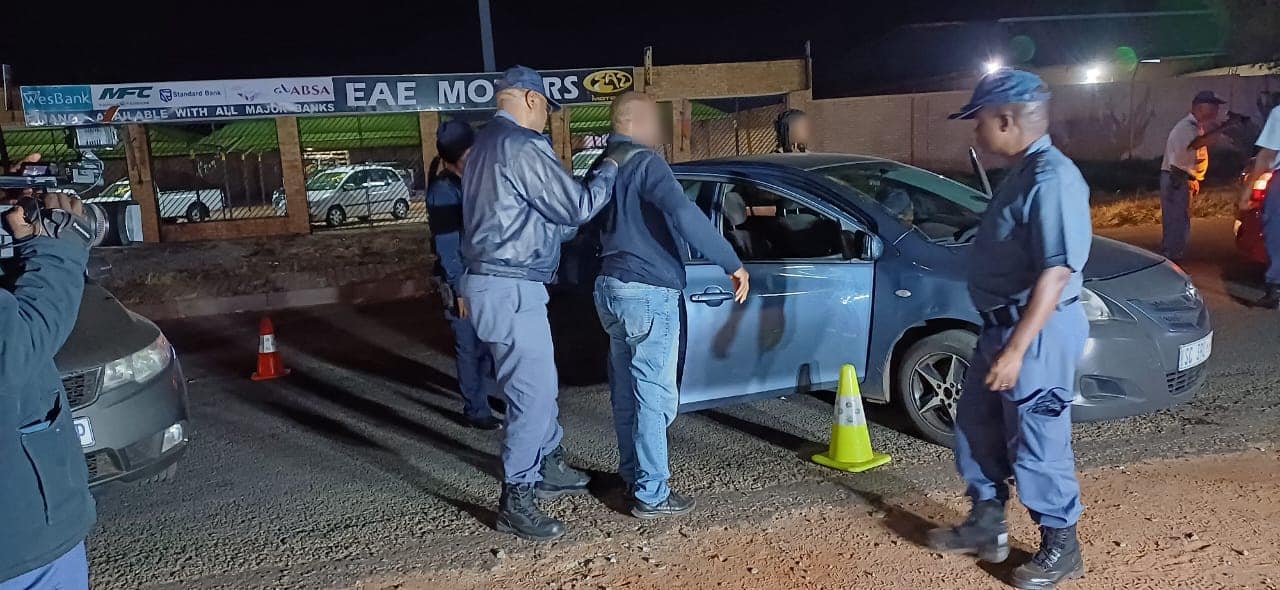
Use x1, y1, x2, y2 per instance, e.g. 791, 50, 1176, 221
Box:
980, 296, 1080, 327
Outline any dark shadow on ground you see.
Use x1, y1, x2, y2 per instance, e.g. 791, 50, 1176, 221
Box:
548, 290, 609, 386
699, 409, 826, 459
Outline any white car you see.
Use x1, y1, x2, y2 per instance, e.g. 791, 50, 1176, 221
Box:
273, 165, 413, 227
89, 179, 225, 223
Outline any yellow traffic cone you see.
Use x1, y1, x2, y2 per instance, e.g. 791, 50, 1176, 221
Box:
812, 364, 891, 473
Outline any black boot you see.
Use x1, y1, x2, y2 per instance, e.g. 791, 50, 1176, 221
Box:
495, 483, 565, 541
1258, 284, 1280, 309
926, 500, 1009, 563
535, 446, 591, 500
1010, 525, 1086, 590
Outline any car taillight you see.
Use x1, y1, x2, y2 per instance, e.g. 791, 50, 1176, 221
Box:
1252, 171, 1273, 203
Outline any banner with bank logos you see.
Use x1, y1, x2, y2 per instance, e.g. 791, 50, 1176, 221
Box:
19, 67, 634, 126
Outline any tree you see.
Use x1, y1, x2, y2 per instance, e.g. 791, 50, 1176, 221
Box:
1218, 0, 1280, 67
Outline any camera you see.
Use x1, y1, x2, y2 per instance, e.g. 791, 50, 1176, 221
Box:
0, 169, 110, 259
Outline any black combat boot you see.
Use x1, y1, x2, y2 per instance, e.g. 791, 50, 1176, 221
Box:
926, 500, 1009, 563
1010, 525, 1086, 590
535, 446, 591, 500
1257, 284, 1280, 309
495, 483, 565, 541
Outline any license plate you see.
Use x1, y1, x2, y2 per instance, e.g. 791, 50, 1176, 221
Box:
73, 417, 95, 448
1178, 332, 1213, 371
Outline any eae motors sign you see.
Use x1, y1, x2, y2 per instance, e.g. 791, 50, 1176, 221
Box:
333, 68, 634, 113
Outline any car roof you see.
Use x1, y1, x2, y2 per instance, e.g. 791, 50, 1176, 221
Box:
673, 152, 895, 172
320, 164, 396, 173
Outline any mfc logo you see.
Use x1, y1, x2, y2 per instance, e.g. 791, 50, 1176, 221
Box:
99, 86, 154, 101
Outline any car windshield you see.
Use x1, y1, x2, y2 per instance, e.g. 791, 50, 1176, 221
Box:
815, 161, 990, 244
306, 171, 348, 191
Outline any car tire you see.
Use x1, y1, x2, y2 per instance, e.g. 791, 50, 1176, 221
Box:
391, 198, 410, 220
185, 202, 210, 223
893, 329, 977, 448
141, 463, 179, 484
326, 206, 347, 227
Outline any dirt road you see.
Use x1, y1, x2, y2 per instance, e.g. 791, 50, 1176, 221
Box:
360, 451, 1280, 590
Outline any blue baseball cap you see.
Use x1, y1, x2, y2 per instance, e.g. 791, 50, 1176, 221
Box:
495, 65, 562, 112
949, 69, 1052, 120
437, 120, 475, 163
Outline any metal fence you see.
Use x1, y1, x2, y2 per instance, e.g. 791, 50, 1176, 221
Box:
147, 121, 285, 224
690, 95, 787, 159
297, 113, 426, 231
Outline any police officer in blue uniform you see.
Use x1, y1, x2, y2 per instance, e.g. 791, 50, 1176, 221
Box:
928, 70, 1092, 590
1243, 99, 1280, 308
426, 120, 500, 430
460, 66, 636, 541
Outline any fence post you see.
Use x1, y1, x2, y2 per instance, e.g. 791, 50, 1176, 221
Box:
551, 108, 572, 171
123, 124, 161, 243
275, 116, 311, 235
671, 98, 692, 163
419, 111, 440, 183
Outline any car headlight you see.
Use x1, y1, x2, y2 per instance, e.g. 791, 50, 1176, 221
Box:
1080, 288, 1111, 322
102, 334, 173, 391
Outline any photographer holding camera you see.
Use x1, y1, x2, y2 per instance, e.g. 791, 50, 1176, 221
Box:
1, 191, 96, 590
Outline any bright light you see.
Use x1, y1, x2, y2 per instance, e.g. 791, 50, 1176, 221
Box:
1083, 63, 1106, 84
1140, 58, 1162, 64
983, 59, 1003, 75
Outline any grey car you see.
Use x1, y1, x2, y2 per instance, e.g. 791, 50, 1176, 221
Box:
607, 153, 1210, 447
56, 282, 190, 486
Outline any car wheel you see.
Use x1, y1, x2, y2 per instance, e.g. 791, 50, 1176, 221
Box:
893, 329, 977, 448
391, 198, 410, 220
185, 203, 210, 223
326, 206, 347, 227
141, 463, 179, 484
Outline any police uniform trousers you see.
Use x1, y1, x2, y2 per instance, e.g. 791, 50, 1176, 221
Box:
460, 273, 563, 484
1159, 169, 1192, 260
953, 303, 1088, 529
446, 307, 497, 422
1263, 176, 1280, 285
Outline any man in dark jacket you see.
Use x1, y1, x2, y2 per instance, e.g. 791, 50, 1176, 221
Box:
593, 92, 749, 519
1, 192, 94, 590
459, 66, 631, 541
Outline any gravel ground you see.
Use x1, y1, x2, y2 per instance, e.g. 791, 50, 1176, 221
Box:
85, 218, 1280, 589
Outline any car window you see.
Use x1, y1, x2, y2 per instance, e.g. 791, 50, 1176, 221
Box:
306, 170, 347, 191
678, 179, 719, 262
718, 181, 842, 261
345, 171, 371, 187
816, 161, 989, 244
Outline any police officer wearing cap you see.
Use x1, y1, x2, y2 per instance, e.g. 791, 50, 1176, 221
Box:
1159, 90, 1230, 262
426, 120, 500, 430
928, 69, 1092, 590
460, 66, 636, 541
1242, 99, 1280, 308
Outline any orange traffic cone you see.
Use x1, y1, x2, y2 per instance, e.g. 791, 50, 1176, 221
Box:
250, 316, 290, 381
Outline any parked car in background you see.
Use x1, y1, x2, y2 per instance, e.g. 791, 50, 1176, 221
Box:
1235, 159, 1271, 265
272, 164, 413, 227
59, 279, 191, 487
88, 179, 225, 223
564, 153, 1213, 447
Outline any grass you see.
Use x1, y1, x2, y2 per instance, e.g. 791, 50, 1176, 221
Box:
1090, 186, 1239, 229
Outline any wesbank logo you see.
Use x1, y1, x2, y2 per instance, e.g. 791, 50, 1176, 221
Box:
20, 86, 92, 112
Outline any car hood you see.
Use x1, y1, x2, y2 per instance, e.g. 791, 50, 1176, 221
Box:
1084, 236, 1165, 280
54, 282, 161, 373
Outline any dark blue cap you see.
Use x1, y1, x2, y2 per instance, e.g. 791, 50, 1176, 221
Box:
1192, 90, 1226, 105
437, 120, 475, 163
949, 69, 1052, 120
495, 65, 562, 112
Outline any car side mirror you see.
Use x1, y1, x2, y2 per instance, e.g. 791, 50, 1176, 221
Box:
841, 229, 883, 261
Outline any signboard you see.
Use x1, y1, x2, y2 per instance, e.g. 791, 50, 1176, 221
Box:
19, 67, 634, 126
333, 67, 635, 113
22, 77, 336, 126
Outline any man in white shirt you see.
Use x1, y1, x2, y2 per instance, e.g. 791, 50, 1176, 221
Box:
1241, 101, 1280, 308
1159, 90, 1228, 261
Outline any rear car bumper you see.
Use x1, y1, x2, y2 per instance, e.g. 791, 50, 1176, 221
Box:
1073, 264, 1211, 421
72, 358, 191, 486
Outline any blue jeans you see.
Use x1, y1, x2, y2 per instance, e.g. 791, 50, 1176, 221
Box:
1263, 176, 1280, 284
1160, 170, 1192, 260
461, 274, 563, 485
446, 311, 497, 421
0, 542, 88, 590
953, 305, 1088, 529
593, 276, 681, 506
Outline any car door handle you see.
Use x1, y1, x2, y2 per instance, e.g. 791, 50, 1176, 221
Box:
690, 290, 735, 305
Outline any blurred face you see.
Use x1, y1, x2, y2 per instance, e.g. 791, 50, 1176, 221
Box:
525, 90, 551, 131
1191, 102, 1220, 124
789, 114, 813, 146
629, 99, 662, 147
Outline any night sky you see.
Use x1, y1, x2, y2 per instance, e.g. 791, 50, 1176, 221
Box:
3, 0, 1208, 96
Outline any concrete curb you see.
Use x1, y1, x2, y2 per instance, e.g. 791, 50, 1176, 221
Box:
130, 277, 431, 321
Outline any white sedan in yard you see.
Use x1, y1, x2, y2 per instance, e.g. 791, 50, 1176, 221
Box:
273, 164, 413, 227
